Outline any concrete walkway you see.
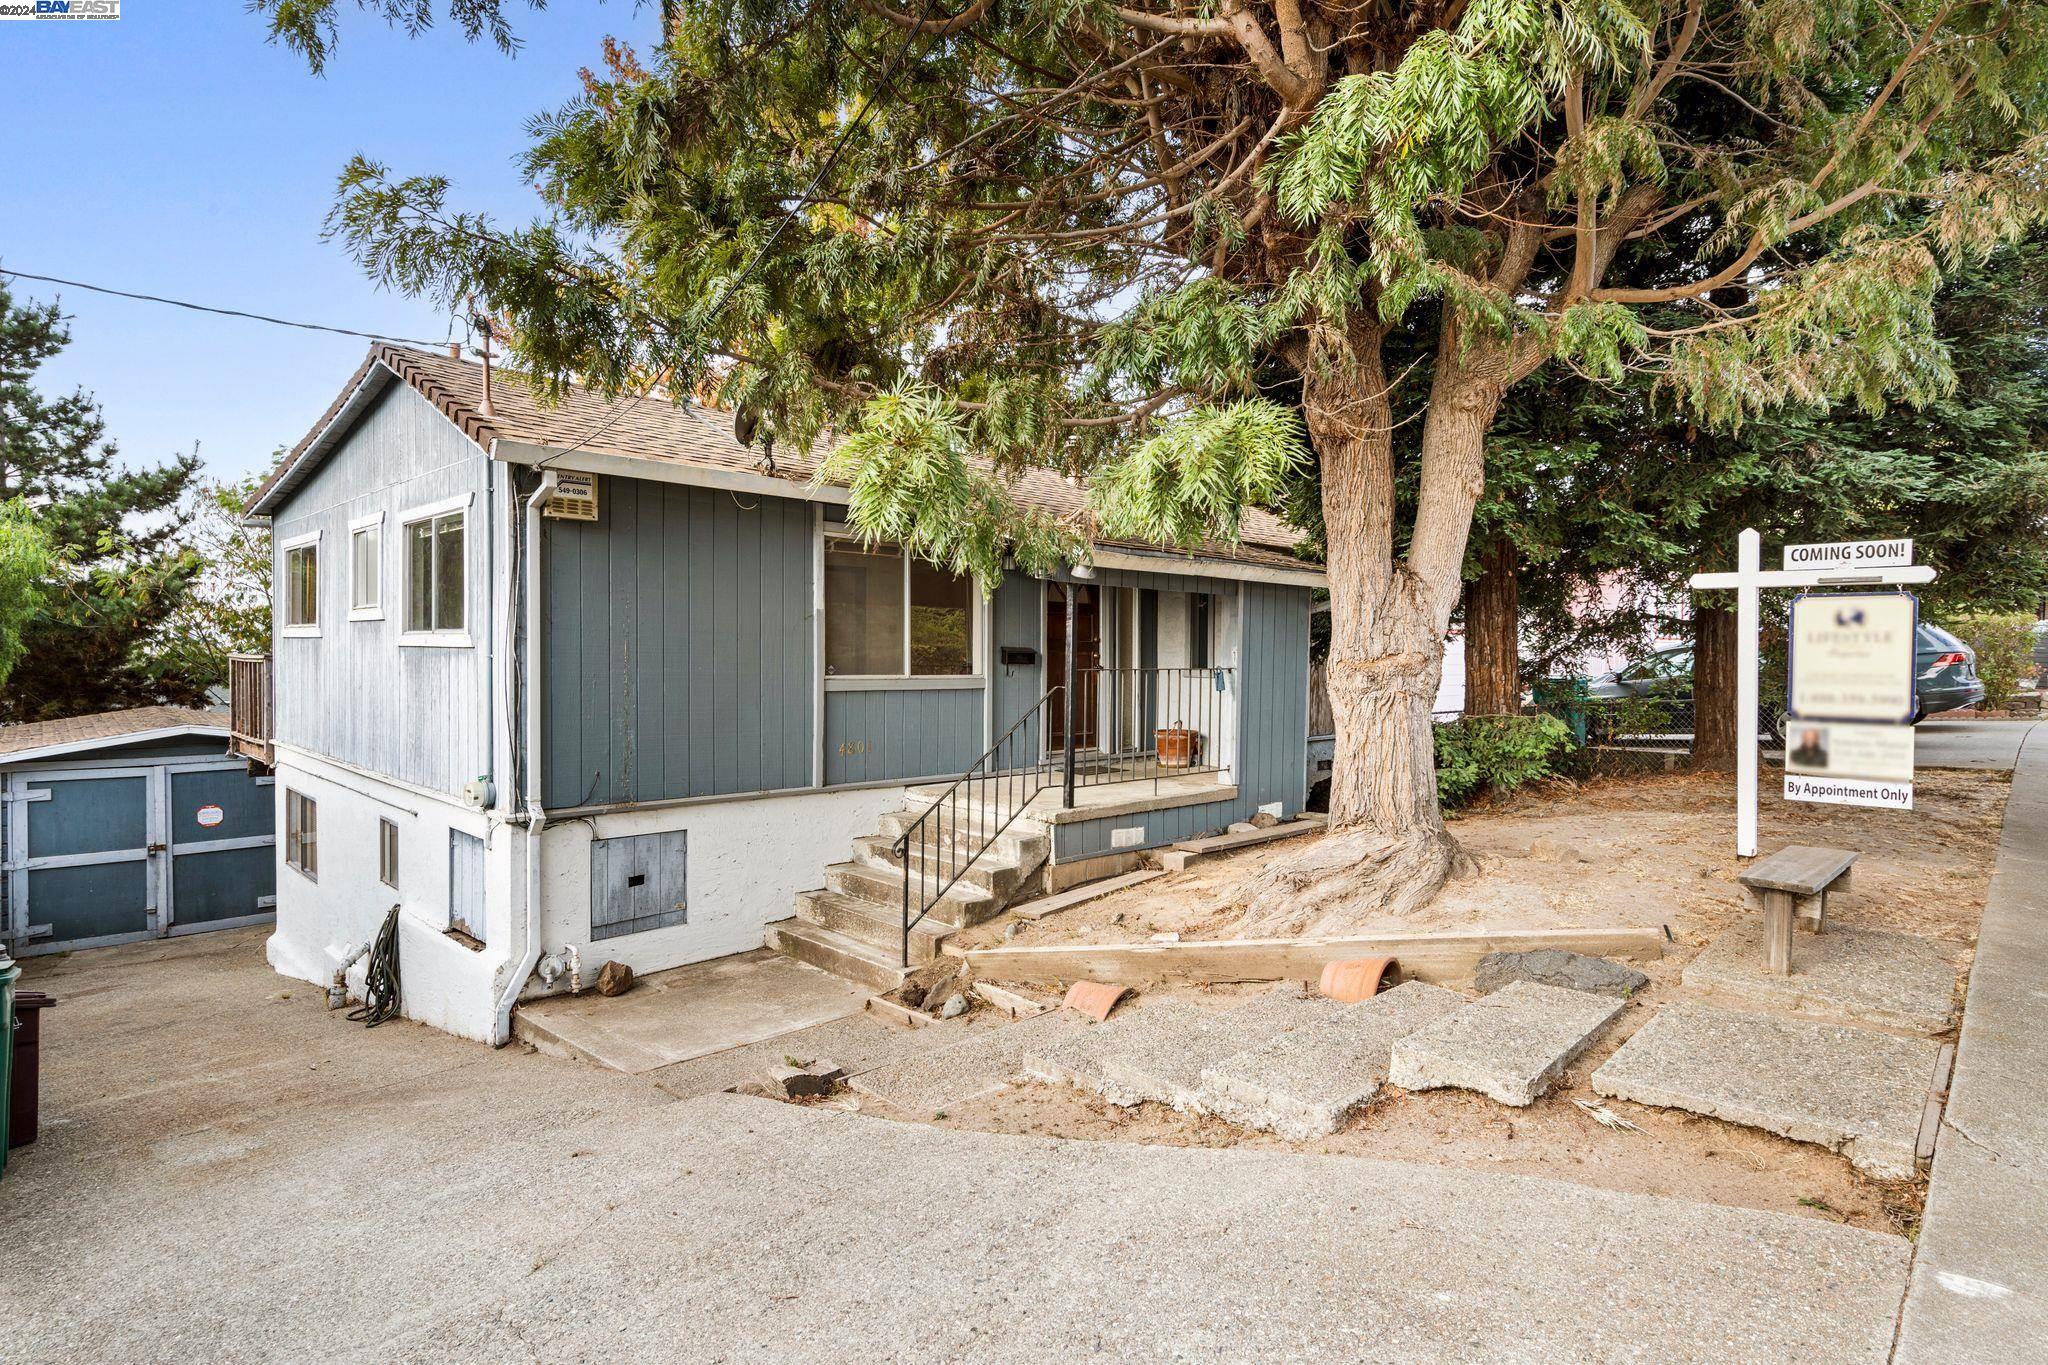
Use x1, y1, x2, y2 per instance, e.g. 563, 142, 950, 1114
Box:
3, 926, 1913, 1363
1895, 720, 2048, 1360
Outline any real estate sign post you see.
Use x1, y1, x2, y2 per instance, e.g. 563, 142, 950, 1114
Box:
1689, 529, 1937, 856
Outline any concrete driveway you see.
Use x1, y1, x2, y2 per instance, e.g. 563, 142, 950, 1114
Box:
1915, 716, 2044, 770
0, 926, 1917, 1362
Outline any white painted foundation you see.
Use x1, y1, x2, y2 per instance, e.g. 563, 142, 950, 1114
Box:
268, 750, 908, 1037
529, 784, 908, 995
265, 746, 523, 1043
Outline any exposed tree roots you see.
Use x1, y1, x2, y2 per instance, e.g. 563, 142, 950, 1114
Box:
1235, 823, 1473, 937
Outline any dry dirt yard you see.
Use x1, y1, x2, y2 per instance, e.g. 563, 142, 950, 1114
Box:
913, 768, 2011, 1236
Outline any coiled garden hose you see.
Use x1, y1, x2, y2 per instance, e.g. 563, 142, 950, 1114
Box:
347, 905, 402, 1028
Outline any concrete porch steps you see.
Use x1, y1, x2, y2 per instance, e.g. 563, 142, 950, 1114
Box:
768, 788, 1055, 991
824, 860, 1002, 924
766, 921, 914, 994
795, 888, 951, 965
849, 835, 1031, 901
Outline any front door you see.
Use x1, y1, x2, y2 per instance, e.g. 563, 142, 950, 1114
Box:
1045, 583, 1101, 752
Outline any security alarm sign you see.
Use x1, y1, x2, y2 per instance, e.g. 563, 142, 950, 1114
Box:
1786, 593, 1919, 724
195, 804, 225, 828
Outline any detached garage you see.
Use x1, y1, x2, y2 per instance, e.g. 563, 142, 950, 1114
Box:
1, 707, 276, 955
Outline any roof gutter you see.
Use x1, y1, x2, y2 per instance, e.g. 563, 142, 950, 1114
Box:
490, 439, 854, 507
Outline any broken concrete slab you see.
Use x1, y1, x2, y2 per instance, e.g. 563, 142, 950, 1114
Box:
1096, 990, 1341, 1110
1682, 920, 1960, 1035
767, 1057, 846, 1098
1591, 1002, 1936, 1179
1475, 948, 1648, 999
1019, 998, 1228, 1091
1389, 980, 1626, 1107
1202, 982, 1465, 1139
848, 1008, 1089, 1114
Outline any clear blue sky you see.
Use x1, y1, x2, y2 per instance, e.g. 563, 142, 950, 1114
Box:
0, 2, 649, 483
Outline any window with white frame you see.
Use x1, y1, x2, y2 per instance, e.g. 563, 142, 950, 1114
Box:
403, 508, 466, 635
283, 538, 319, 630
824, 540, 974, 677
285, 790, 318, 878
350, 517, 383, 617
378, 817, 399, 890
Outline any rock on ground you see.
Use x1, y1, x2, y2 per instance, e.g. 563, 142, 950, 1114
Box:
1475, 949, 1649, 999
594, 960, 635, 996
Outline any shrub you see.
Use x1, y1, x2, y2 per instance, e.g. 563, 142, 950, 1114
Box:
1948, 611, 2037, 708
1435, 713, 1576, 807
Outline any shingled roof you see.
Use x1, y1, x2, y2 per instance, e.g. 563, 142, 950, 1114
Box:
251, 345, 1319, 577
0, 707, 228, 763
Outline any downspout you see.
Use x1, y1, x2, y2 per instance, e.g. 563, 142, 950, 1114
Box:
494, 467, 558, 1045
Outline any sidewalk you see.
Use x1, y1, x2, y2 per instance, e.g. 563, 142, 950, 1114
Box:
1895, 719, 2048, 1361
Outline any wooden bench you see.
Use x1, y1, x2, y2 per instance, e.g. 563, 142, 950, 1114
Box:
1739, 845, 1859, 975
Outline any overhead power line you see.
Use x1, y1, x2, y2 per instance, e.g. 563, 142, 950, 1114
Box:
0, 267, 447, 348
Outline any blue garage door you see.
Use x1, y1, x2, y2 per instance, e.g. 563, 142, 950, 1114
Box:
8, 759, 275, 953
168, 766, 276, 929
13, 771, 153, 947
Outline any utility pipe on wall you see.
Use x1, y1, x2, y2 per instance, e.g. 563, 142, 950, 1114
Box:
493, 468, 557, 1045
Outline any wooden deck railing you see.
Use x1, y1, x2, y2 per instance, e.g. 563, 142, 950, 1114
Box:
229, 652, 273, 765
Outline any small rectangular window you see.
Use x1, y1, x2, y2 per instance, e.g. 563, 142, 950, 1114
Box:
1189, 593, 1214, 669
825, 542, 905, 676
825, 540, 976, 677
285, 790, 318, 879
350, 523, 382, 614
404, 510, 465, 633
378, 817, 399, 890
909, 560, 972, 676
284, 543, 318, 628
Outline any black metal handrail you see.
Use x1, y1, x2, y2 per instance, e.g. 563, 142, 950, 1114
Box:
893, 685, 1064, 966
891, 664, 1236, 966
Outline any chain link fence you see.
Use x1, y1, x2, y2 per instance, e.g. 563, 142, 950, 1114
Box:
1528, 692, 1788, 778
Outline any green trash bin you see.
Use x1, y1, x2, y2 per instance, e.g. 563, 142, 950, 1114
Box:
0, 949, 16, 1179
1532, 677, 1591, 747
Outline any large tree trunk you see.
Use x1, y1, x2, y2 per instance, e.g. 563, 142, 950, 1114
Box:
1240, 319, 1501, 933
1463, 535, 1520, 715
1691, 603, 1738, 771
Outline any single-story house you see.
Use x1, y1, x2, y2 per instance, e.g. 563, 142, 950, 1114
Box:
1, 706, 276, 954
240, 344, 1324, 1043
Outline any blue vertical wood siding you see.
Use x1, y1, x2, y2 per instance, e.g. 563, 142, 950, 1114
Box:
823, 687, 987, 785
989, 571, 1046, 736
541, 478, 816, 808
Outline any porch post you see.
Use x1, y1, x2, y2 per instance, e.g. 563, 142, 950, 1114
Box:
1062, 583, 1078, 809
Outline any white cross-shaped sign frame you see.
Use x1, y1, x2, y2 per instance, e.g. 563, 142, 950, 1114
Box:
1688, 527, 1937, 857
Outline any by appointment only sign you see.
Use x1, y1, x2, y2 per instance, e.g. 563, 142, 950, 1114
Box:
1783, 589, 1920, 810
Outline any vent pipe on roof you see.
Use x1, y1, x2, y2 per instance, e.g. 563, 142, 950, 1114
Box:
447, 342, 461, 360
476, 319, 497, 420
